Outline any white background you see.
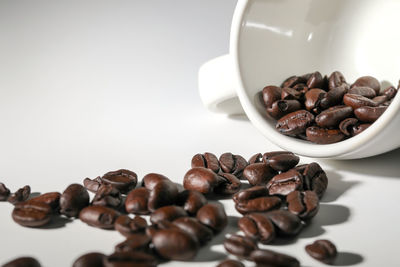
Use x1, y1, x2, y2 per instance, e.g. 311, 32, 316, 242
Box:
0, 1, 399, 266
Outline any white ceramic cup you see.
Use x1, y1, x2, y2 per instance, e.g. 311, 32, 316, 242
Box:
198, 0, 400, 159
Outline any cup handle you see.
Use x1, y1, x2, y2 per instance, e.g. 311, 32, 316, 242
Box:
198, 54, 245, 115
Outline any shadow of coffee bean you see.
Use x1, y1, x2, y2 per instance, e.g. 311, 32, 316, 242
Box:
298, 221, 325, 239
321, 171, 359, 203
334, 251, 364, 266
313, 204, 350, 226
40, 215, 73, 229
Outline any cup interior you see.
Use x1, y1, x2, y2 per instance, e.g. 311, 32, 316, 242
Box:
232, 0, 400, 158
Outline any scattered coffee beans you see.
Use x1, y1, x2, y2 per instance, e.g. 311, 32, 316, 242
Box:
175, 189, 207, 215
91, 184, 122, 208
223, 234, 258, 258
8, 185, 30, 205
124, 187, 150, 215
27, 192, 61, 213
114, 215, 147, 237
103, 251, 157, 267
196, 203, 228, 232
79, 205, 120, 229
250, 249, 300, 267
0, 183, 11, 201
305, 239, 337, 264
114, 233, 151, 253
286, 190, 319, 220
60, 184, 89, 218
12, 201, 52, 227
172, 217, 213, 245
101, 169, 137, 194
216, 259, 245, 267
2, 257, 41, 267
72, 252, 106, 267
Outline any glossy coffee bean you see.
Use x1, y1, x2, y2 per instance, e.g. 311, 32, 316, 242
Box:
0, 183, 10, 201
101, 169, 137, 194
8, 185, 31, 205
173, 217, 213, 245
383, 86, 397, 100
148, 177, 178, 211
2, 257, 41, 267
72, 252, 106, 267
79, 205, 120, 229
250, 249, 300, 267
152, 228, 199, 261
307, 71, 324, 89
263, 151, 300, 172
281, 87, 302, 100
235, 196, 281, 215
354, 106, 387, 122
114, 215, 147, 237
92, 184, 122, 208
175, 190, 207, 215
25, 192, 61, 213
83, 177, 102, 193
276, 110, 315, 136
103, 251, 157, 267
150, 205, 187, 224
233, 185, 269, 204
352, 123, 371, 135
191, 152, 220, 173
348, 86, 376, 98
248, 153, 263, 164
114, 233, 151, 253
315, 105, 353, 128
215, 173, 241, 195
301, 162, 328, 199
196, 203, 227, 232
216, 259, 245, 267
305, 239, 337, 264
12, 201, 52, 227
183, 167, 224, 194
372, 95, 388, 105
238, 213, 275, 244
306, 126, 345, 144
60, 184, 89, 218
242, 163, 276, 186
304, 88, 326, 113
262, 85, 282, 109
343, 93, 377, 109
219, 152, 248, 179
328, 71, 347, 90
267, 100, 302, 119
267, 169, 303, 196
224, 234, 258, 258
287, 190, 319, 220
339, 117, 358, 136
145, 220, 179, 238
320, 84, 348, 109
352, 75, 380, 94
124, 187, 150, 215
266, 210, 303, 236
281, 75, 306, 88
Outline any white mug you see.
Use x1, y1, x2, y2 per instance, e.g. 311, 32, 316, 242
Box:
198, 0, 400, 159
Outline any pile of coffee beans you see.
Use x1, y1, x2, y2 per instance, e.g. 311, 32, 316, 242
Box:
1, 151, 337, 266
261, 72, 398, 143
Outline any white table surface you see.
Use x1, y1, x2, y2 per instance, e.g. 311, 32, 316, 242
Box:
0, 1, 399, 266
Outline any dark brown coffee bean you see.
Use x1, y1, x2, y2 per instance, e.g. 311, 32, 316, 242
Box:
125, 187, 149, 215
281, 76, 306, 88
267, 100, 302, 119
152, 228, 199, 261
92, 184, 122, 208
263, 151, 300, 172
328, 71, 347, 90
306, 71, 323, 89
12, 201, 52, 227
176, 190, 207, 215
293, 83, 308, 94
60, 184, 89, 218
83, 177, 102, 193
8, 185, 31, 205
262, 85, 282, 109
215, 173, 241, 195
79, 205, 120, 229
339, 117, 358, 136
142, 173, 168, 190
305, 239, 337, 264
304, 88, 326, 113
219, 152, 248, 179
103, 251, 157, 267
101, 169, 137, 194
383, 86, 397, 100
191, 152, 220, 173
238, 213, 275, 244
216, 259, 245, 267
302, 162, 328, 199
348, 86, 376, 98
343, 93, 377, 109
150, 205, 187, 224
2, 257, 41, 267
27, 192, 61, 213
0, 183, 10, 201
183, 167, 225, 194
287, 190, 319, 220
233, 185, 269, 204
224, 234, 258, 259
114, 233, 151, 253
72, 252, 106, 267
250, 249, 300, 267
115, 215, 147, 237
315, 105, 353, 128
173, 217, 213, 245
355, 106, 387, 122
320, 84, 348, 109
248, 153, 263, 164
281, 87, 302, 100
196, 203, 227, 232
145, 220, 179, 238
243, 163, 276, 186
352, 123, 371, 135
306, 126, 345, 144
266, 210, 303, 236
235, 196, 281, 214
372, 95, 388, 105
267, 169, 303, 196
148, 178, 178, 212
276, 110, 315, 136
352, 76, 380, 94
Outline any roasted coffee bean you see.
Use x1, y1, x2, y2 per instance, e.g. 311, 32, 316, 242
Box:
219, 152, 248, 179
238, 213, 275, 244
27, 192, 61, 212
176, 190, 207, 215
196, 203, 227, 232
12, 201, 52, 227
152, 228, 199, 261
250, 249, 300, 267
103, 251, 157, 267
72, 252, 106, 267
276, 110, 315, 136
328, 71, 347, 89
191, 152, 220, 173
92, 184, 122, 208
215, 173, 241, 195
148, 176, 178, 211
281, 76, 306, 88
352, 75, 380, 94
235, 196, 281, 214
101, 169, 137, 194
183, 167, 225, 194
60, 184, 89, 218
262, 85, 282, 109
248, 153, 263, 164
142, 173, 168, 190
114, 233, 151, 253
383, 86, 397, 100
339, 118, 358, 136
306, 71, 324, 89
216, 259, 245, 267
83, 177, 102, 193
114, 215, 147, 237
8, 185, 30, 205
145, 220, 179, 238
320, 84, 348, 109
281, 87, 302, 100
233, 185, 269, 204
243, 163, 276, 186
305, 239, 337, 264
224, 234, 258, 259
267, 169, 303, 196
2, 257, 41, 267
150, 205, 187, 224
263, 151, 300, 172
0, 183, 10, 201
372, 95, 388, 105
348, 86, 376, 98
352, 123, 371, 135
343, 93, 377, 109
125, 187, 150, 215
315, 105, 353, 128
304, 88, 326, 113
266, 210, 303, 236
306, 126, 345, 144
267, 99, 302, 119
286, 190, 319, 220
173, 217, 213, 245
354, 106, 387, 122
79, 205, 120, 229
301, 162, 328, 199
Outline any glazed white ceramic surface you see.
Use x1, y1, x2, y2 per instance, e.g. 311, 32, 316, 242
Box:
200, 0, 400, 159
